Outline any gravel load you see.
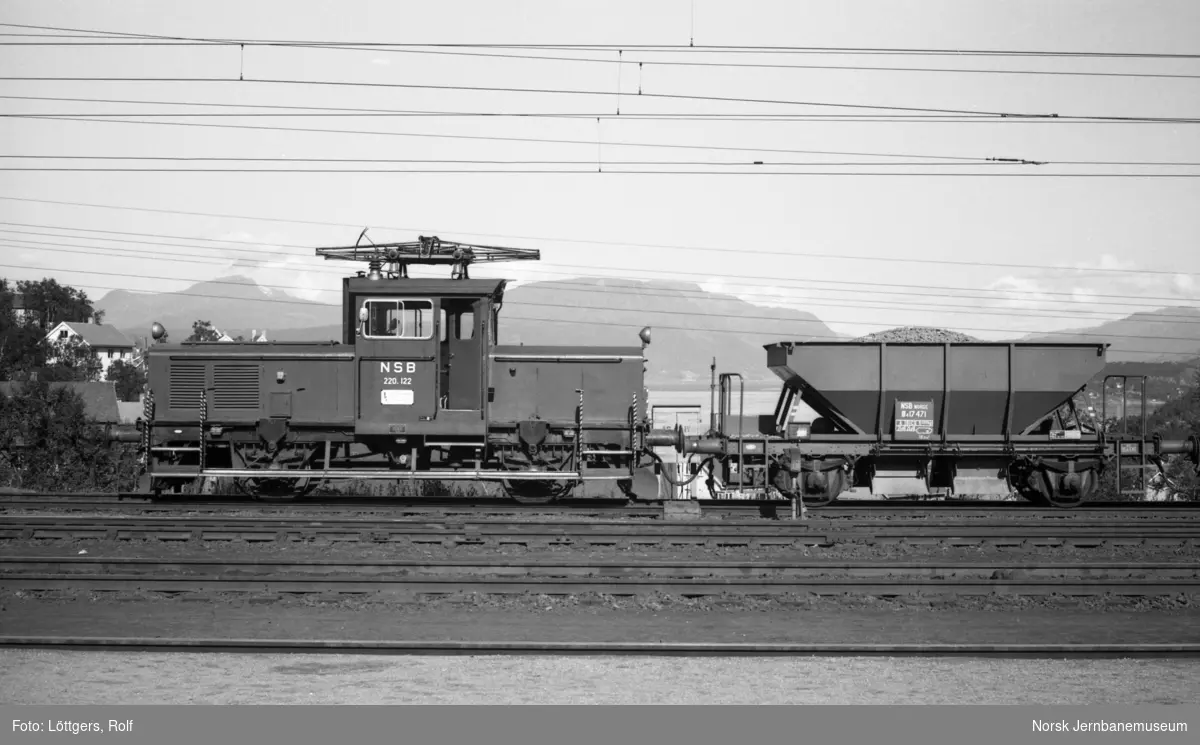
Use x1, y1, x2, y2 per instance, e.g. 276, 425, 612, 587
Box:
853, 326, 980, 343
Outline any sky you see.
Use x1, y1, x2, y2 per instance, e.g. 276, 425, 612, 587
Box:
0, 0, 1198, 347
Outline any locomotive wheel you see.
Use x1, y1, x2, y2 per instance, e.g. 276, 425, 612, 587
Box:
236, 476, 318, 502
501, 479, 574, 504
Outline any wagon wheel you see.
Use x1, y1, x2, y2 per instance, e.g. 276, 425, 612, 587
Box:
501, 479, 575, 504
1016, 467, 1093, 509
801, 493, 838, 508
799, 468, 847, 509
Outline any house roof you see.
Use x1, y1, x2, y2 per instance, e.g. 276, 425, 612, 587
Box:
0, 381, 123, 424
54, 322, 134, 348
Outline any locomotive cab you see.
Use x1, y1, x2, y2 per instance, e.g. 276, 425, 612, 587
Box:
344, 276, 502, 442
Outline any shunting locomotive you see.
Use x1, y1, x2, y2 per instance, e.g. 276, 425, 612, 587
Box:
138, 234, 659, 502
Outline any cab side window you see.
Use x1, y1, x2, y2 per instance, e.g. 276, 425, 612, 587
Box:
457, 311, 474, 340
363, 299, 434, 339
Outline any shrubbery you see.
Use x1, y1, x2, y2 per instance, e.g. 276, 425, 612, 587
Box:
0, 377, 137, 492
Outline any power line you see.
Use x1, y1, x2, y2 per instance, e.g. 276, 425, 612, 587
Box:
0, 153, 1018, 164
2, 201, 1197, 298
9, 117, 1197, 172
8, 155, 1200, 169
2, 165, 1194, 177
27, 155, 1200, 166
1, 213, 1196, 278
3, 23, 1199, 59
0, 96, 1187, 124
5, 37, 1199, 81
3, 232, 1195, 319
12, 73, 1199, 122
3, 258, 1199, 345
0, 76, 1068, 119
6, 234, 1200, 327
24, 268, 1197, 359
0, 115, 1032, 160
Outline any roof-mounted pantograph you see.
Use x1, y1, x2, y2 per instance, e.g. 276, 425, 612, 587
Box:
315, 229, 541, 280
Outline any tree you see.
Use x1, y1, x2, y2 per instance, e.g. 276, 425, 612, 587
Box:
1, 277, 103, 381
187, 320, 220, 342
106, 359, 147, 402
16, 278, 95, 334
41, 336, 102, 382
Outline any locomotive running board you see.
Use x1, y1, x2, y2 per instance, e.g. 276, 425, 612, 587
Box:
155, 469, 626, 482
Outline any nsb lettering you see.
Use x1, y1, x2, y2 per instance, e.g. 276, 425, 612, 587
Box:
380, 362, 417, 374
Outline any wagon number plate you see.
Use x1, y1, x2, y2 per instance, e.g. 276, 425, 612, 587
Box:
381, 389, 414, 406
895, 400, 934, 440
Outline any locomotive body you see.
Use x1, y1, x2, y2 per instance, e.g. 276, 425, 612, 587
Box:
140, 238, 654, 501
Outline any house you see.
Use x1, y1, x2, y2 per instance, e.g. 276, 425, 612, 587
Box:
0, 381, 123, 425
44, 321, 135, 377
10, 292, 31, 322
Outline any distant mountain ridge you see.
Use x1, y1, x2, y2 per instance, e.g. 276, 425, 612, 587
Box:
100, 275, 339, 343
1015, 306, 1200, 362
96, 276, 1200, 384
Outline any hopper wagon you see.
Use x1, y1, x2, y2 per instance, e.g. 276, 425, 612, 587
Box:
646, 341, 1200, 508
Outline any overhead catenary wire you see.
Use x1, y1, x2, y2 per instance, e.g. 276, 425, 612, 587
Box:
5, 235, 1200, 326
4, 234, 1198, 323
5, 36, 1200, 80
1, 199, 1196, 286
1, 28, 1194, 348
0, 76, 1064, 119
0, 115, 1043, 161
2, 258, 1198, 345
11, 155, 1198, 167
3, 166, 1195, 176
9, 75, 1200, 123
3, 23, 1199, 59
5, 117, 1195, 175
0, 96, 1190, 124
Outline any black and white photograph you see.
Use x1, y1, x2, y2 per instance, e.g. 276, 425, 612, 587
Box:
0, 0, 1198, 735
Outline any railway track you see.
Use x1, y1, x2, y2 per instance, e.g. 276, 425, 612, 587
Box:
3, 555, 1197, 597
3, 637, 1198, 657
3, 514, 1200, 549
4, 494, 1200, 522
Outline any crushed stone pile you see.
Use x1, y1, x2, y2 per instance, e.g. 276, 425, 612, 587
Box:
853, 326, 980, 343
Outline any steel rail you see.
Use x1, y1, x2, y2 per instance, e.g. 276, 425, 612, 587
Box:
3, 556, 1197, 596
5, 493, 1200, 513
4, 573, 1196, 596
6, 556, 1197, 578
5, 496, 1200, 523
4, 515, 1200, 548
3, 637, 1199, 658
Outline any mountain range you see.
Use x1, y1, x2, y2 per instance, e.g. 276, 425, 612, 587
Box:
97, 275, 1200, 386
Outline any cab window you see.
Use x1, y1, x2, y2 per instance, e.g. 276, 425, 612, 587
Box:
457, 311, 474, 340
363, 299, 433, 339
